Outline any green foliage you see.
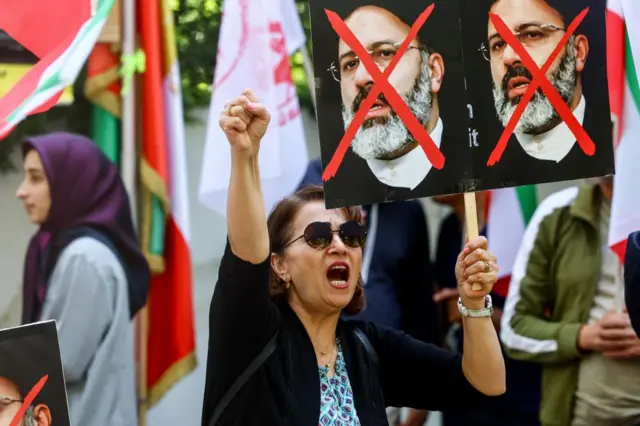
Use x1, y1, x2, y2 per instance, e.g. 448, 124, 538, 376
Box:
172, 0, 220, 113
174, 0, 314, 115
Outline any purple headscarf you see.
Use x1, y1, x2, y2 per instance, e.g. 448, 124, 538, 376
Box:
21, 132, 150, 324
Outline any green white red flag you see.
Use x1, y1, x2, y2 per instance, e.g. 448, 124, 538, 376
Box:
137, 0, 196, 416
198, 0, 309, 217
487, 186, 538, 298
606, 0, 640, 261
0, 0, 114, 140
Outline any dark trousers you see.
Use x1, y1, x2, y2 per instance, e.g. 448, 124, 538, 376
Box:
443, 405, 540, 426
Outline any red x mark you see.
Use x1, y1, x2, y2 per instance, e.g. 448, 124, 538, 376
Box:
322, 4, 445, 182
487, 8, 595, 166
9, 375, 48, 426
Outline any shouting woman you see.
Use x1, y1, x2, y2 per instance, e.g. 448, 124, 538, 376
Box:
202, 89, 506, 426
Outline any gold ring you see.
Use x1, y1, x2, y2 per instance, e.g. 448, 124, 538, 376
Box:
227, 104, 234, 116
484, 261, 491, 273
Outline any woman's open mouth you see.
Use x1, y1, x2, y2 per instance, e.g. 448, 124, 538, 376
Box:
326, 261, 350, 289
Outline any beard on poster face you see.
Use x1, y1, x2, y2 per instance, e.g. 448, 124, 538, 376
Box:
492, 41, 578, 135
341, 54, 433, 161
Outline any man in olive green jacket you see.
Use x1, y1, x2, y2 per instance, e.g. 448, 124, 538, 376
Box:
500, 180, 640, 426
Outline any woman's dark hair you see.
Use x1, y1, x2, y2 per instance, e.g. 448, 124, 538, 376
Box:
267, 185, 366, 315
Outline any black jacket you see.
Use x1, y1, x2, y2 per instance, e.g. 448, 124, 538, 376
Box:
625, 231, 640, 337
202, 240, 491, 425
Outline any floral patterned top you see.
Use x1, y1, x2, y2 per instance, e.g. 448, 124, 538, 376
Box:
318, 340, 361, 425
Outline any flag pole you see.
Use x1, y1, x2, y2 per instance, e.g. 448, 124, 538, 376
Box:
120, 0, 148, 424
136, 306, 149, 426
121, 0, 138, 231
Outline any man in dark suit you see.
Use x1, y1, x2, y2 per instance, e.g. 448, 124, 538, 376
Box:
478, 0, 614, 190
625, 231, 640, 337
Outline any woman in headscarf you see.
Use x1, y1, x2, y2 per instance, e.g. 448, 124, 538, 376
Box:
15, 132, 150, 426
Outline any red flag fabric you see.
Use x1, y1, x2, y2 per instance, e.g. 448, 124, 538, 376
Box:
0, 0, 115, 139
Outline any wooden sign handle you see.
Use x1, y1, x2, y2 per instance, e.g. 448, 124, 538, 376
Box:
464, 192, 483, 291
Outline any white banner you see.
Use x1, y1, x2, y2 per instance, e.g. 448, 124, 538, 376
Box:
198, 0, 309, 217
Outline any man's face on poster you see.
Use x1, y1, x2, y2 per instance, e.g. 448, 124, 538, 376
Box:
0, 378, 51, 426
486, 0, 588, 135
335, 6, 442, 161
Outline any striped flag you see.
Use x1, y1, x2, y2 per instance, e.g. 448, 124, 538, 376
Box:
607, 0, 640, 261
84, 42, 122, 164
137, 0, 196, 417
198, 0, 309, 217
487, 186, 538, 298
0, 0, 115, 140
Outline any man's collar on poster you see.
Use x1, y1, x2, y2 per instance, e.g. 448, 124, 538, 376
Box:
366, 117, 443, 190
515, 95, 586, 163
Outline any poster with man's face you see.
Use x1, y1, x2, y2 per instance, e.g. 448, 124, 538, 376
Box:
309, 0, 472, 208
462, 0, 614, 191
0, 321, 69, 426
309, 0, 614, 208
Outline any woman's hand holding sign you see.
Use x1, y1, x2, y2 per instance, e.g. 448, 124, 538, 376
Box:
455, 236, 498, 310
452, 236, 505, 396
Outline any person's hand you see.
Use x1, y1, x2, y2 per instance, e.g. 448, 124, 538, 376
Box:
433, 287, 459, 303
578, 310, 640, 357
604, 339, 640, 358
219, 88, 271, 157
455, 236, 498, 310
433, 287, 461, 324
399, 409, 428, 426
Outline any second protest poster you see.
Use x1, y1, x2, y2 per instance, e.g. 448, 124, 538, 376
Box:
309, 0, 614, 208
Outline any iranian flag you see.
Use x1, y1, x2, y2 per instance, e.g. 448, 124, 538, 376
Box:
0, 0, 115, 140
487, 186, 538, 298
607, 0, 640, 261
84, 42, 122, 165
137, 0, 196, 417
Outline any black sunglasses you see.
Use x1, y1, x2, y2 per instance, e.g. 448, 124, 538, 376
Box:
283, 220, 367, 250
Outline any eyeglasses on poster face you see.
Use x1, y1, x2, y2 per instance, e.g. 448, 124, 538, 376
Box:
478, 23, 566, 61
328, 41, 421, 82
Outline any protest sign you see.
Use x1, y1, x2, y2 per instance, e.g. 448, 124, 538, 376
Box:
0, 321, 69, 426
310, 0, 470, 208
309, 0, 614, 208
462, 0, 614, 191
